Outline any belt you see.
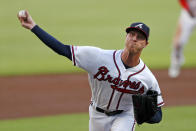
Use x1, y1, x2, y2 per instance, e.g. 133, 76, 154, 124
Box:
96, 107, 123, 116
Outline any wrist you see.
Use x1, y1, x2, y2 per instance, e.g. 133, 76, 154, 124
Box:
31, 24, 38, 32
30, 23, 36, 30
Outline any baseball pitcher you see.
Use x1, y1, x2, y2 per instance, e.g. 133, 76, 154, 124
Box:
17, 10, 164, 131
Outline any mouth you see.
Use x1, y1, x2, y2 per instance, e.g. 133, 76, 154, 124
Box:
129, 44, 136, 49
130, 42, 136, 47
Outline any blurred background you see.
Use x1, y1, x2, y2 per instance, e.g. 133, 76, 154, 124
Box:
0, 0, 196, 131
1, 0, 196, 75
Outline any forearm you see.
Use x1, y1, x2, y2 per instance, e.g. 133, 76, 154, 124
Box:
31, 25, 72, 60
147, 107, 162, 124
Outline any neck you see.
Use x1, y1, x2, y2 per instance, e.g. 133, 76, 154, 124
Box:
121, 49, 141, 67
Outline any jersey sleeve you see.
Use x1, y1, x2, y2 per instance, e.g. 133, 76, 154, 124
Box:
71, 45, 102, 73
152, 79, 165, 107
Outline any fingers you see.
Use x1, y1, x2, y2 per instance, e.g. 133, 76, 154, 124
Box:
17, 13, 22, 23
21, 10, 28, 21
17, 10, 28, 21
17, 10, 36, 30
23, 10, 28, 21
17, 12, 24, 23
17, 14, 28, 29
25, 10, 29, 18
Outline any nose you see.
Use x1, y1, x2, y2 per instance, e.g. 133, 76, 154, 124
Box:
132, 34, 137, 41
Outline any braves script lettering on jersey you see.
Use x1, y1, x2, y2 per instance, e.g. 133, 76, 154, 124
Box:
71, 46, 164, 131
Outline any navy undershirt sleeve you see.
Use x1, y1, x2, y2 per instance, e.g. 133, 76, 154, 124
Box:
31, 25, 72, 60
147, 107, 162, 124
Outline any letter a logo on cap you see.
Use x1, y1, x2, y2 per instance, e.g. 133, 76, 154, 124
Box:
135, 24, 143, 29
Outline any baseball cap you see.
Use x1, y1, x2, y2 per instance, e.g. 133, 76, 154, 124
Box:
126, 22, 150, 41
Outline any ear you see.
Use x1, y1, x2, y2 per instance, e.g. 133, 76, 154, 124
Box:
144, 41, 149, 48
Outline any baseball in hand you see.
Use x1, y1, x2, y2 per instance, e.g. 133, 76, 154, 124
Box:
18, 10, 26, 17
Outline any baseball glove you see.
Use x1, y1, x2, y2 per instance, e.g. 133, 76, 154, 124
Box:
132, 90, 158, 125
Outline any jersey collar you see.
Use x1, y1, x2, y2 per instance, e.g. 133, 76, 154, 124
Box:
117, 50, 145, 72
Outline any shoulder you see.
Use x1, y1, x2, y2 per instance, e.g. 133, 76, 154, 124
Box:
72, 45, 116, 64
73, 45, 114, 53
140, 60, 159, 85
144, 66, 156, 80
139, 60, 155, 77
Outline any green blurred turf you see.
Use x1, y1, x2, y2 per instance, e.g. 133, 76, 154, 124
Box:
1, 0, 196, 76
0, 106, 195, 131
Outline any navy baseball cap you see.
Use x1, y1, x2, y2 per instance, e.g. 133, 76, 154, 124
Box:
126, 22, 150, 41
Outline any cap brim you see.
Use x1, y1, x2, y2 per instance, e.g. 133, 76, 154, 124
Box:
126, 27, 148, 40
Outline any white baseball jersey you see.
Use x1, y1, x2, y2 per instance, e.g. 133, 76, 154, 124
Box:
71, 45, 164, 131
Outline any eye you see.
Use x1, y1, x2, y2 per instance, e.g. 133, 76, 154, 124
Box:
129, 31, 135, 36
137, 33, 146, 40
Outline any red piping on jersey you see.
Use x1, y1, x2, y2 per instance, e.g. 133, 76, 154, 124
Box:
71, 45, 76, 66
116, 93, 124, 110
116, 61, 146, 110
113, 51, 121, 76
157, 101, 164, 106
127, 64, 146, 80
107, 89, 115, 110
107, 50, 121, 110
111, 85, 144, 94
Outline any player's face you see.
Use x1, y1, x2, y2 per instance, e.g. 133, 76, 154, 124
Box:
125, 30, 148, 53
